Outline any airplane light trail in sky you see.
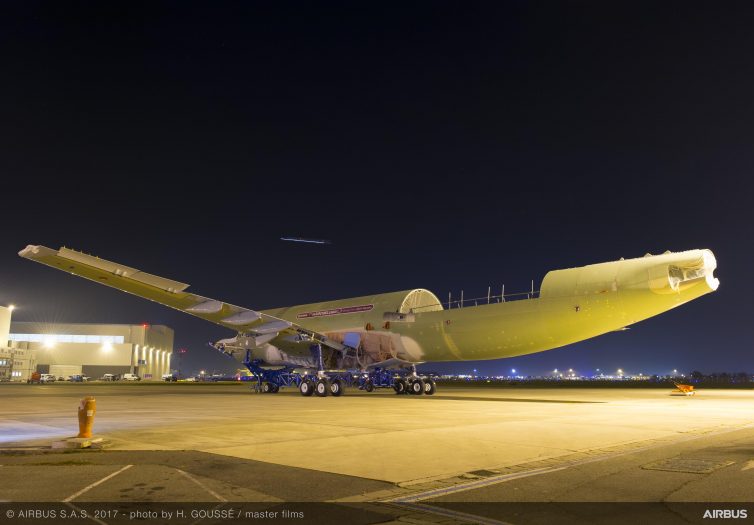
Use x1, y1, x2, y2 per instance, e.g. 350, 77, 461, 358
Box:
280, 237, 331, 245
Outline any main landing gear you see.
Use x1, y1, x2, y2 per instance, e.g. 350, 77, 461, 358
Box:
245, 348, 437, 398
296, 344, 346, 397
392, 365, 436, 396
299, 376, 344, 397
358, 365, 436, 395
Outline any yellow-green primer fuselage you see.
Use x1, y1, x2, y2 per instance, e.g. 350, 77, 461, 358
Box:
263, 249, 718, 365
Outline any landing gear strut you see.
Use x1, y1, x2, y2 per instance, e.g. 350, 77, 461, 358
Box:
296, 344, 348, 398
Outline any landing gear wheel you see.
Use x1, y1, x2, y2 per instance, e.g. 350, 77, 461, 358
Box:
270, 383, 280, 393
299, 379, 314, 397
329, 378, 344, 397
423, 379, 436, 395
262, 382, 273, 393
409, 377, 425, 395
393, 378, 408, 394
315, 378, 329, 397
364, 380, 374, 392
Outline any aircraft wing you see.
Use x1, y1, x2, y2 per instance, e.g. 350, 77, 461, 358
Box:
18, 245, 341, 349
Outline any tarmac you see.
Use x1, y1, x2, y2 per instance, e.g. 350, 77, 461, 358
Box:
1, 382, 753, 524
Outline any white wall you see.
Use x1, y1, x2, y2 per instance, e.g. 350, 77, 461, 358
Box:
0, 307, 11, 346
32, 342, 133, 366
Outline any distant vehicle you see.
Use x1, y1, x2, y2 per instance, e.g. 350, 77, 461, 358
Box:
57, 376, 65, 381
27, 371, 42, 384
40, 374, 56, 383
161, 373, 177, 382
182, 377, 197, 382
100, 373, 116, 381
210, 374, 235, 381
81, 376, 90, 382
122, 373, 141, 381
68, 375, 85, 382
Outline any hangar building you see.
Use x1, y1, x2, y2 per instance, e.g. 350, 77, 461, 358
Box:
8, 320, 173, 381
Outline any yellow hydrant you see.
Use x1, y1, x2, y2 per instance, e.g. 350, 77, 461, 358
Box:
77, 396, 96, 438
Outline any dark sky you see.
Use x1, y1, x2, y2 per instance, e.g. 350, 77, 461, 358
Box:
1, 2, 752, 376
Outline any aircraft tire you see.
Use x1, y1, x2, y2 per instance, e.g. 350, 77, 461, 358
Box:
300, 379, 314, 396
271, 383, 280, 393
262, 382, 273, 393
329, 378, 344, 397
315, 378, 329, 397
364, 380, 374, 392
393, 378, 407, 394
423, 379, 436, 395
409, 378, 424, 395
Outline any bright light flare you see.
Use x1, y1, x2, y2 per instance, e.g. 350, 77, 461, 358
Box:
43, 336, 56, 348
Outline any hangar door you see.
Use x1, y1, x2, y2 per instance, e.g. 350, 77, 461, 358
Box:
49, 364, 83, 378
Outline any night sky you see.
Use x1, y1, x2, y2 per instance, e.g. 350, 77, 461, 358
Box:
1, 2, 752, 377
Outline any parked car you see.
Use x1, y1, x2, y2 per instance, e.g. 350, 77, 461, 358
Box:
100, 374, 116, 381
161, 373, 177, 382
122, 373, 141, 381
27, 371, 42, 384
40, 374, 56, 383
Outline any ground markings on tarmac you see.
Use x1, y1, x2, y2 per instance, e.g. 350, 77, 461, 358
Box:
63, 465, 133, 502
328, 422, 754, 506
11, 462, 282, 503
174, 468, 227, 502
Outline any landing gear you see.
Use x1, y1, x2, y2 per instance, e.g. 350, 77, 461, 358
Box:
423, 378, 436, 395
300, 379, 314, 396
393, 378, 408, 394
295, 344, 348, 398
408, 377, 425, 395
364, 379, 374, 392
329, 378, 344, 397
315, 378, 329, 397
261, 382, 280, 393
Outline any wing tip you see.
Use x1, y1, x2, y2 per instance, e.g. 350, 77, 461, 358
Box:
19, 244, 44, 258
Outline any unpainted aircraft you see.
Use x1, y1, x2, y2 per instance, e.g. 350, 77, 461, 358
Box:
19, 245, 718, 397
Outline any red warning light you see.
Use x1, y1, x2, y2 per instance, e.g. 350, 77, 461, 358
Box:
142, 323, 149, 329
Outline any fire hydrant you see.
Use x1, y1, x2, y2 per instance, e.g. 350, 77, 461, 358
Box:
77, 396, 96, 438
